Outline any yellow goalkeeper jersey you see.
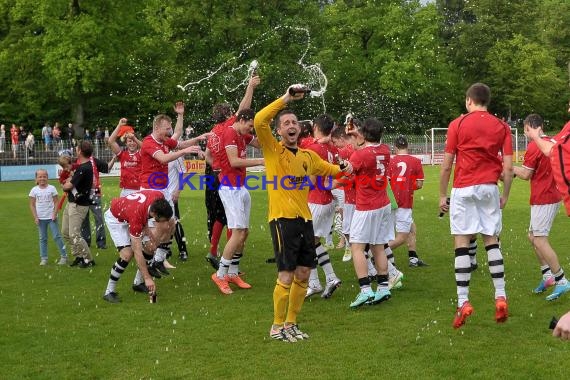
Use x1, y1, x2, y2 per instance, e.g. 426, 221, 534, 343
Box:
254, 98, 341, 221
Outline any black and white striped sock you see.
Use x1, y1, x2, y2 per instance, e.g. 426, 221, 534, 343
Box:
486, 244, 506, 299
455, 247, 471, 307
105, 258, 129, 295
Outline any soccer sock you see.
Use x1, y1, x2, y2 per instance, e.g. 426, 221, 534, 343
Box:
133, 269, 143, 285
455, 247, 471, 307
273, 279, 290, 326
541, 265, 552, 279
385, 244, 394, 264
105, 258, 129, 295
309, 267, 320, 288
316, 244, 337, 282
358, 276, 372, 293
376, 274, 389, 291
325, 230, 333, 246
174, 220, 187, 253
286, 277, 308, 324
228, 253, 242, 276
209, 221, 224, 256
469, 238, 477, 265
216, 257, 231, 278
553, 268, 567, 285
154, 245, 168, 262
387, 260, 399, 279
486, 244, 506, 299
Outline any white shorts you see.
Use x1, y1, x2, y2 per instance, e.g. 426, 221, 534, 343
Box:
450, 184, 501, 236
309, 202, 335, 237
393, 208, 413, 233
105, 209, 132, 247
342, 203, 355, 235
349, 204, 393, 245
218, 186, 251, 229
140, 187, 171, 203
332, 188, 345, 209
529, 203, 560, 237
120, 188, 139, 198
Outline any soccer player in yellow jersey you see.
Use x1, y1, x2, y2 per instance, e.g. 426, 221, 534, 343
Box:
254, 85, 352, 342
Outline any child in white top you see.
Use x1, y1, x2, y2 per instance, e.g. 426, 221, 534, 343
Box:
29, 169, 68, 265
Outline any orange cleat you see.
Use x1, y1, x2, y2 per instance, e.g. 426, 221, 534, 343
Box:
211, 273, 233, 294
495, 297, 508, 323
453, 301, 474, 329
226, 274, 252, 289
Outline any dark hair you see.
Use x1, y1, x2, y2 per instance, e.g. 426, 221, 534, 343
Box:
236, 108, 255, 122
149, 198, 173, 220
212, 103, 233, 123
331, 124, 346, 140
299, 120, 313, 138
78, 140, 93, 158
394, 135, 408, 149
361, 118, 383, 143
274, 109, 297, 129
466, 83, 491, 107
313, 114, 335, 136
524, 113, 543, 129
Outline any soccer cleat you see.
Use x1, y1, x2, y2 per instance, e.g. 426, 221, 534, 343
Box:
284, 324, 309, 340
533, 276, 555, 294
40, 259, 48, 266
453, 301, 474, 329
350, 289, 375, 309
70, 257, 84, 267
305, 283, 323, 298
57, 257, 68, 265
103, 292, 121, 303
79, 260, 96, 268
367, 288, 391, 305
132, 283, 149, 293
153, 261, 170, 276
211, 273, 233, 295
269, 326, 297, 343
409, 258, 429, 267
342, 247, 352, 262
147, 265, 162, 279
179, 251, 188, 261
545, 282, 570, 301
226, 274, 252, 289
322, 278, 342, 299
388, 271, 404, 290
205, 254, 220, 270
495, 297, 508, 323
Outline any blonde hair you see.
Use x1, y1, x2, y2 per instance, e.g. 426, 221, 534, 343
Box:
153, 114, 172, 130
57, 155, 72, 166
35, 169, 48, 185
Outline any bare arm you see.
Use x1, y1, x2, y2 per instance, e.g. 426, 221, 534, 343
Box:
237, 75, 261, 112
108, 118, 127, 155
225, 146, 264, 168
439, 153, 454, 213
500, 154, 514, 209
131, 237, 155, 293
153, 145, 203, 164
29, 197, 38, 224
172, 102, 185, 141
525, 126, 554, 157
177, 132, 211, 148
513, 166, 533, 181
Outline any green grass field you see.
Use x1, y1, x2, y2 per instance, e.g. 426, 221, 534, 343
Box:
1, 166, 569, 379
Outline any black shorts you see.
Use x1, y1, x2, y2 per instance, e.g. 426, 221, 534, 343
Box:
269, 218, 316, 272
204, 167, 227, 237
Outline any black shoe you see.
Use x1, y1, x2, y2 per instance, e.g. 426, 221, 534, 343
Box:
266, 257, 276, 264
70, 257, 84, 267
103, 292, 120, 303
97, 245, 107, 249
409, 258, 429, 267
79, 260, 96, 268
205, 255, 219, 270
153, 261, 170, 276
179, 251, 188, 261
147, 265, 162, 279
132, 283, 149, 293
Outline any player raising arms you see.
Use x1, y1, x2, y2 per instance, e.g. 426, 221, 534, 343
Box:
255, 85, 349, 342
107, 118, 142, 197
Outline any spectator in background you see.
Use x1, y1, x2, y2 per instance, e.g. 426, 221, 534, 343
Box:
95, 127, 104, 146
0, 124, 5, 152
10, 124, 18, 159
53, 122, 63, 151
67, 123, 74, 147
25, 132, 35, 158
84, 129, 92, 141
104, 127, 110, 146
19, 126, 27, 149
42, 123, 52, 151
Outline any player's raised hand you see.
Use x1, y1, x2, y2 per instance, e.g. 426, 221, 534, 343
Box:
174, 101, 185, 115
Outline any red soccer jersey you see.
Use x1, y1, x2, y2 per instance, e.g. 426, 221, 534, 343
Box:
117, 149, 142, 190
445, 111, 513, 188
218, 126, 254, 187
110, 190, 165, 237
207, 116, 236, 171
349, 144, 391, 211
339, 145, 356, 205
299, 136, 316, 149
140, 135, 178, 188
522, 138, 562, 205
10, 126, 18, 144
390, 154, 424, 209
306, 142, 338, 204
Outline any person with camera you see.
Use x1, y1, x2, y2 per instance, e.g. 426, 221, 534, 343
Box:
62, 141, 108, 268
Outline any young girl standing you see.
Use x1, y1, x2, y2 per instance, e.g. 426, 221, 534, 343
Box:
29, 169, 68, 265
